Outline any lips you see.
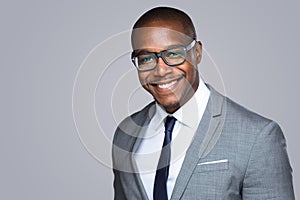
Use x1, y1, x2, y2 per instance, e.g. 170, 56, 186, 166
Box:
157, 80, 177, 89
148, 75, 184, 90
148, 75, 184, 93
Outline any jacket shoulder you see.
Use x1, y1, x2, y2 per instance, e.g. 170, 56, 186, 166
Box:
112, 102, 155, 149
224, 97, 274, 130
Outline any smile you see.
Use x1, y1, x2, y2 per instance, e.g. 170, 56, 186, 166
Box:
157, 80, 177, 89
149, 75, 184, 90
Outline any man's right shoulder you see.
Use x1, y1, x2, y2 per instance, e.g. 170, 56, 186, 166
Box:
113, 101, 155, 145
119, 101, 156, 127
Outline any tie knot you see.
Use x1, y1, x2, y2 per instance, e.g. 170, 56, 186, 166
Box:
165, 116, 176, 134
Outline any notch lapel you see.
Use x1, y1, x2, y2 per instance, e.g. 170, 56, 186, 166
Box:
130, 103, 156, 200
130, 126, 151, 200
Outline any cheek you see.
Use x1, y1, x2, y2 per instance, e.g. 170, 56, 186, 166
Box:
138, 73, 146, 84
138, 72, 151, 89
182, 66, 198, 90
138, 74, 153, 95
181, 64, 197, 79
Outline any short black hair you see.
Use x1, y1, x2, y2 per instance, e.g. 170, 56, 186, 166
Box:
132, 6, 196, 40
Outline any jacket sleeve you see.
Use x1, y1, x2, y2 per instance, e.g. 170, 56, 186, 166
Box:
242, 121, 295, 199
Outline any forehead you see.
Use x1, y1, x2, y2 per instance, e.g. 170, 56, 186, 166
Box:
131, 26, 192, 51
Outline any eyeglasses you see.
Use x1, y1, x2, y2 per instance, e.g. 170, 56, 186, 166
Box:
131, 40, 196, 71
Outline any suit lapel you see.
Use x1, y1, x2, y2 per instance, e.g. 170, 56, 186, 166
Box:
198, 85, 226, 158
129, 103, 156, 200
171, 85, 226, 200
129, 128, 150, 200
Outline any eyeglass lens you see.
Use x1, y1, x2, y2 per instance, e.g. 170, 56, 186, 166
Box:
135, 47, 186, 70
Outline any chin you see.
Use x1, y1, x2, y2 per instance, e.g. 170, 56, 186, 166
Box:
157, 99, 181, 113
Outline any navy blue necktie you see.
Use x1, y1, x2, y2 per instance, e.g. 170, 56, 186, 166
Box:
153, 116, 176, 200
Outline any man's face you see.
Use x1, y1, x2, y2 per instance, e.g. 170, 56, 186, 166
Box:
132, 21, 202, 113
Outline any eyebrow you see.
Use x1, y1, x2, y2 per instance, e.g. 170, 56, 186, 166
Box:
133, 43, 186, 55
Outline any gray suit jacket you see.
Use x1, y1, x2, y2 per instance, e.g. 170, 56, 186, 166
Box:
112, 86, 294, 199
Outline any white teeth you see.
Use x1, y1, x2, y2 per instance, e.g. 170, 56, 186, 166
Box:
158, 80, 177, 89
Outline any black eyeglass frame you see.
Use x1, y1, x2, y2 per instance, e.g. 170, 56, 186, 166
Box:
131, 40, 197, 72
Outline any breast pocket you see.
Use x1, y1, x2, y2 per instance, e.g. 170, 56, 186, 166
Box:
183, 159, 231, 199
194, 159, 229, 173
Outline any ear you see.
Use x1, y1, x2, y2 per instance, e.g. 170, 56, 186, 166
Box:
195, 41, 202, 64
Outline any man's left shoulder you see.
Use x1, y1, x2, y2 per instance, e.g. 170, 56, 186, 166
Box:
218, 93, 283, 138
225, 97, 272, 126
208, 85, 272, 128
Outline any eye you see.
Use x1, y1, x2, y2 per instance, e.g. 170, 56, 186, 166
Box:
165, 49, 184, 59
168, 52, 179, 57
138, 55, 154, 65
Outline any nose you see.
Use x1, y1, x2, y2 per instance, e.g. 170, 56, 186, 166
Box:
153, 57, 172, 77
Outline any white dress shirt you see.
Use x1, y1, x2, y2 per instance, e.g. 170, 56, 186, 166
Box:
134, 78, 210, 200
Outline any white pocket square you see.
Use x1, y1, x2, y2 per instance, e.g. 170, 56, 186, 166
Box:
197, 159, 228, 166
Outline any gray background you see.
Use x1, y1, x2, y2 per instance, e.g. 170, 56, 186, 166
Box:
1, 0, 299, 199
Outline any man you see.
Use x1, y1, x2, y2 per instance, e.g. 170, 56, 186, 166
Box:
112, 7, 295, 199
